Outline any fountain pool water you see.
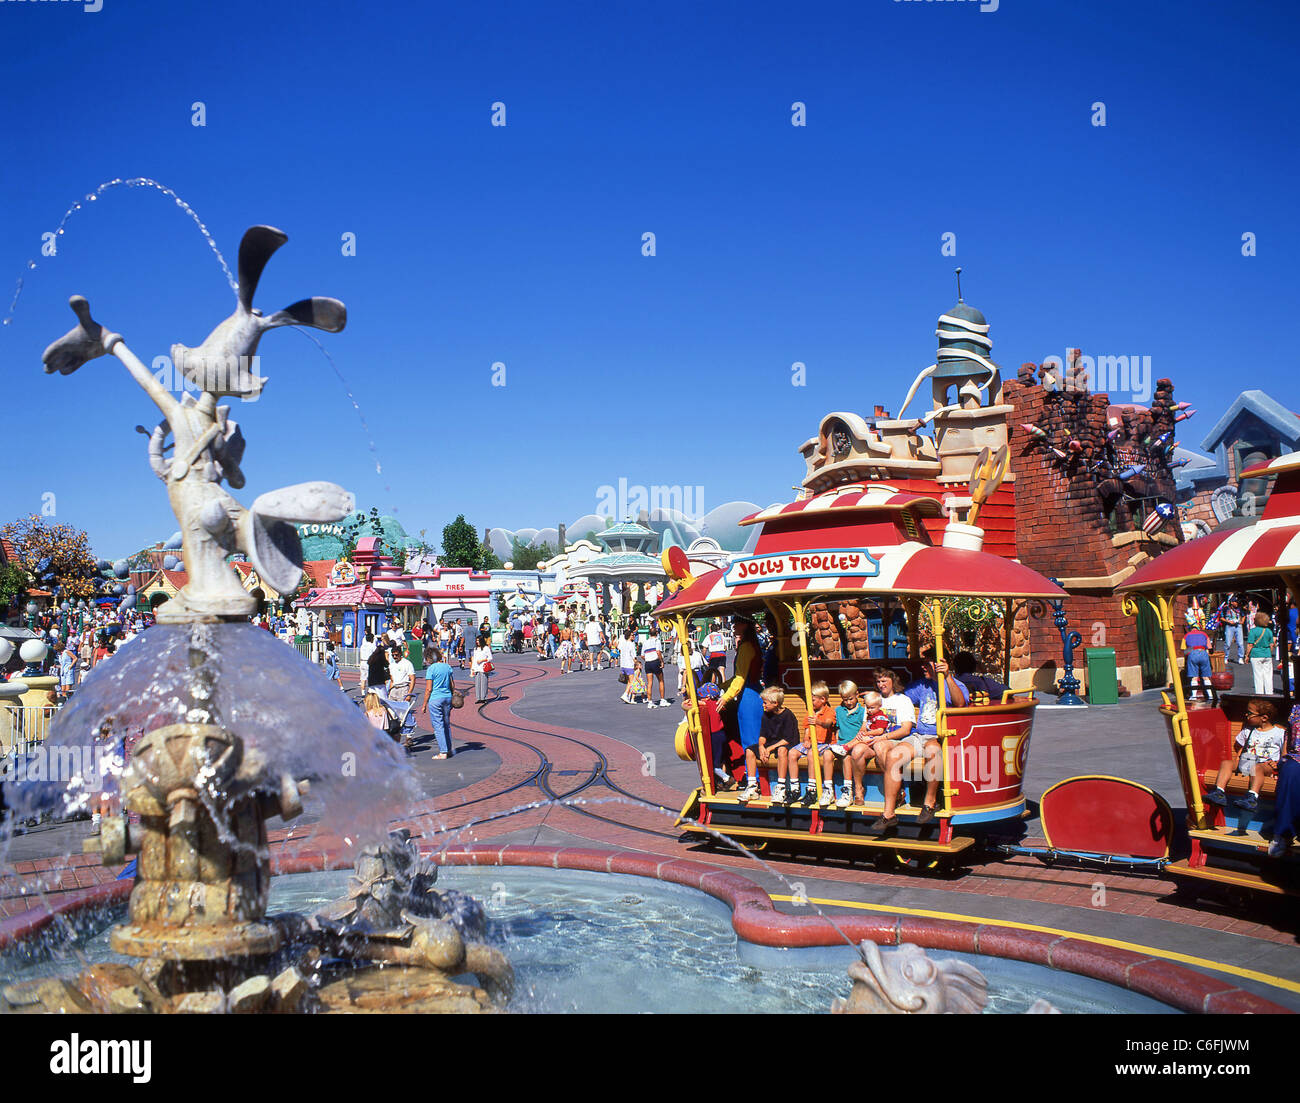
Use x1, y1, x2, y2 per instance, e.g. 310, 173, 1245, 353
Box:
3, 867, 1180, 1014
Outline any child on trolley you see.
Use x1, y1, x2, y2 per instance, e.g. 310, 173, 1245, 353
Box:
739, 686, 797, 803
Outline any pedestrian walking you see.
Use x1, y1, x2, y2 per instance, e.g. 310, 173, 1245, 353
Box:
471, 634, 493, 703
1247, 611, 1276, 694
420, 647, 459, 758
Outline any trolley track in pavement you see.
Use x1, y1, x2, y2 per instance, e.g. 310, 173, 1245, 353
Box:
401, 660, 683, 842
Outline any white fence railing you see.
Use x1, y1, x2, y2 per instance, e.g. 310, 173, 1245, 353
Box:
0, 705, 59, 754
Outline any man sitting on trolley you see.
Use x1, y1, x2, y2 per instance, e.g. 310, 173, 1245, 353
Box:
869, 648, 968, 834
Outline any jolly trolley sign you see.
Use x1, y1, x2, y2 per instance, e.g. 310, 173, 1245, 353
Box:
722, 548, 880, 587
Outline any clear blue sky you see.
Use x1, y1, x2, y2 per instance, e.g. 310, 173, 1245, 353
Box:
0, 0, 1295, 557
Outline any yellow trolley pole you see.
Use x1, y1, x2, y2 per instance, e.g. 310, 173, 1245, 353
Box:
1002, 597, 1013, 690
1126, 592, 1207, 829
672, 614, 712, 799
786, 600, 822, 794
928, 598, 956, 819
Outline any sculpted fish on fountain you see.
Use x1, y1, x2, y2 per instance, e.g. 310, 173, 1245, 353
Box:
831, 942, 1060, 1015
2, 226, 511, 1014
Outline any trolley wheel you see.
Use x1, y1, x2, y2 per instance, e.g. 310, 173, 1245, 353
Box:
894, 853, 941, 872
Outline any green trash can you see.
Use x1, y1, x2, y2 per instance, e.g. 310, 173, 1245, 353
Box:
1085, 647, 1118, 705
407, 640, 424, 669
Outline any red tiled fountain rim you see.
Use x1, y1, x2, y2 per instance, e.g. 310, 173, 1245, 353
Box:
2, 844, 1289, 1015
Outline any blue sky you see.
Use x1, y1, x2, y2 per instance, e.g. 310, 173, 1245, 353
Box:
0, 0, 1295, 557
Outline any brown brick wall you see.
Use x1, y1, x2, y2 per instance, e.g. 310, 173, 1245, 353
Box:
1004, 362, 1183, 689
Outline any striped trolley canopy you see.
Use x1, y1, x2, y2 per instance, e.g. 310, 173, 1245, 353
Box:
654, 482, 1065, 617
1120, 453, 1300, 596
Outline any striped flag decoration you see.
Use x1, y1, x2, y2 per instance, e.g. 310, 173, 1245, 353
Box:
1142, 501, 1178, 535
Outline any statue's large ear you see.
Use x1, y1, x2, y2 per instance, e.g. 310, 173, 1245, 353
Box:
237, 226, 289, 312
239, 511, 305, 596
267, 297, 347, 333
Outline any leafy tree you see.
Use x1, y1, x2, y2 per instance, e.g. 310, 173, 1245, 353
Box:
441, 515, 484, 569
480, 541, 503, 571
0, 561, 31, 613
1, 515, 98, 600
509, 540, 554, 571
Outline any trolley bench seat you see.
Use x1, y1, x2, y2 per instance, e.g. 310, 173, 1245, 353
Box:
1178, 708, 1280, 800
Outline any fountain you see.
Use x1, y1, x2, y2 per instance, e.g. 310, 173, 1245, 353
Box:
0, 223, 1197, 1017
0, 226, 512, 1013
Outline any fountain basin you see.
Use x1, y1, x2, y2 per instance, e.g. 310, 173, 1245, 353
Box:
5, 846, 1286, 1014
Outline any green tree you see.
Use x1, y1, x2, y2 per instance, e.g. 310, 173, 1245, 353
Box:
509, 540, 554, 571
441, 515, 485, 569
341, 506, 394, 561
480, 541, 503, 571
0, 561, 31, 613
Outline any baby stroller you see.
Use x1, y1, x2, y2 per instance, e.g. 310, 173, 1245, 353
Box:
354, 689, 417, 747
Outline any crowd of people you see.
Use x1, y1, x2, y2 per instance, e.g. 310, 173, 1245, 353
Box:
348, 617, 496, 759
2, 604, 157, 705
11, 594, 1297, 857
1181, 593, 1298, 696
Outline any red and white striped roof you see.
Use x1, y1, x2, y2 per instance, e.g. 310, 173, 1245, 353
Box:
1121, 517, 1300, 593
657, 481, 1062, 616
305, 583, 388, 608
1240, 452, 1300, 479
740, 485, 944, 527
656, 545, 1064, 615
1122, 451, 1300, 593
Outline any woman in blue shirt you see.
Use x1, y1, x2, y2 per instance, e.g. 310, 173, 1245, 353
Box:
420, 647, 460, 759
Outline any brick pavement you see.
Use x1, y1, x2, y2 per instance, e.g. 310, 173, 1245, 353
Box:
2, 656, 1296, 991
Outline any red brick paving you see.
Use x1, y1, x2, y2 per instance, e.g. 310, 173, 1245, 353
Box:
3, 657, 1295, 960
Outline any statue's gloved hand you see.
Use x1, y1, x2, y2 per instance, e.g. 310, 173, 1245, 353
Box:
42, 295, 119, 375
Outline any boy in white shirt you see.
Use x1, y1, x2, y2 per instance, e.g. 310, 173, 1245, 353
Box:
1205, 698, 1284, 812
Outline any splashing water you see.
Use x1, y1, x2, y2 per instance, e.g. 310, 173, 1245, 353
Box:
295, 328, 389, 488
0, 623, 421, 871
3, 177, 394, 516
3, 177, 238, 327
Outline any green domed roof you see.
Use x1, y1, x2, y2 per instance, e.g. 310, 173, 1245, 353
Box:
943, 301, 987, 326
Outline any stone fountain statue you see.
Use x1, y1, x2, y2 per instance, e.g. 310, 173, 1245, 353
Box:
42, 226, 352, 621
832, 941, 1059, 1015
1, 227, 511, 1014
